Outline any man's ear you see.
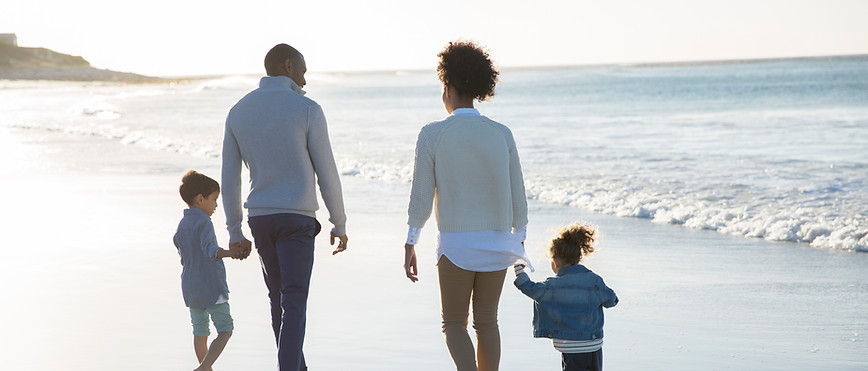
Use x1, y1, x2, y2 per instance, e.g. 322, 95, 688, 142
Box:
284, 59, 293, 74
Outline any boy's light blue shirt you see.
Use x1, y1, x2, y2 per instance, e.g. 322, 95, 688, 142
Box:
514, 264, 618, 341
173, 208, 229, 309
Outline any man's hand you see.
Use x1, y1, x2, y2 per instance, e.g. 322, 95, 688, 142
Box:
226, 244, 243, 259
230, 239, 252, 260
330, 232, 348, 255
404, 244, 418, 283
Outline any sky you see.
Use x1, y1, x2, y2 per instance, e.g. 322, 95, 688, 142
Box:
3, 0, 867, 77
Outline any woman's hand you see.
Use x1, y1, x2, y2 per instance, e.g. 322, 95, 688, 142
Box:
404, 244, 418, 282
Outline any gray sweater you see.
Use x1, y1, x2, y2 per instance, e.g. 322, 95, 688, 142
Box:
222, 76, 346, 242
408, 114, 528, 232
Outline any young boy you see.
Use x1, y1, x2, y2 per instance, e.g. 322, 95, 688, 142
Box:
174, 170, 242, 371
514, 222, 618, 371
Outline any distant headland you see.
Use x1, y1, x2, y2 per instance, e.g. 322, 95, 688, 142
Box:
0, 33, 161, 82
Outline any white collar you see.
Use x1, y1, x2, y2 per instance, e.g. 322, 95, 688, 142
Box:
451, 108, 480, 117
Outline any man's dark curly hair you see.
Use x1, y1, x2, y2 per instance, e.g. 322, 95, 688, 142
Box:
437, 40, 499, 102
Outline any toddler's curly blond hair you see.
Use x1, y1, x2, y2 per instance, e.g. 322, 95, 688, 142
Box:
549, 221, 597, 265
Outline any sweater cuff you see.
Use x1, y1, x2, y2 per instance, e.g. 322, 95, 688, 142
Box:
228, 227, 246, 244
331, 224, 346, 237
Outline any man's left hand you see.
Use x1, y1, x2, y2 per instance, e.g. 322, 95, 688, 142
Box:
330, 232, 348, 255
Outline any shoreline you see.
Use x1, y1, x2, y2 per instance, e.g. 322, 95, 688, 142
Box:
0, 66, 165, 83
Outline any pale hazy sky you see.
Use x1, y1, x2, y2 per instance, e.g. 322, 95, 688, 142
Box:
3, 0, 867, 76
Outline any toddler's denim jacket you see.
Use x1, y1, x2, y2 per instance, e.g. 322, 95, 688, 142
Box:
514, 264, 618, 341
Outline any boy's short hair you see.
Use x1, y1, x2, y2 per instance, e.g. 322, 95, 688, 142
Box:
179, 170, 220, 206
549, 222, 597, 265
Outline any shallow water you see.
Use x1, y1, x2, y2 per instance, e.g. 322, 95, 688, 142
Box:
2, 56, 866, 253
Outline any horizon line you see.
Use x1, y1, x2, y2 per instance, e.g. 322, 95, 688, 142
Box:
154, 52, 868, 79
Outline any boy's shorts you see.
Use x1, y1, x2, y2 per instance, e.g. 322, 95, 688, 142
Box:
190, 302, 234, 337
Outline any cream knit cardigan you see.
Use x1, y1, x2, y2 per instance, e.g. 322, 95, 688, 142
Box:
408, 114, 528, 232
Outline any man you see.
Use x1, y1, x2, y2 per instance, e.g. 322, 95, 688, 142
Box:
222, 43, 348, 371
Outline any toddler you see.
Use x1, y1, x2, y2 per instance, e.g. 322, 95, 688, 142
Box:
514, 222, 618, 371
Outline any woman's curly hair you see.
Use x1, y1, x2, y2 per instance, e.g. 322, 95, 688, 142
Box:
437, 40, 499, 102
549, 222, 597, 265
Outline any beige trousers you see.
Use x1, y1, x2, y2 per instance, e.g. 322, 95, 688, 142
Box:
437, 256, 508, 371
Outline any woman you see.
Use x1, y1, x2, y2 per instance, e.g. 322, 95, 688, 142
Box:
403, 40, 532, 371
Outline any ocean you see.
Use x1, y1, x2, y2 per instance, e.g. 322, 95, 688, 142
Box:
2, 55, 868, 370
3, 55, 866, 252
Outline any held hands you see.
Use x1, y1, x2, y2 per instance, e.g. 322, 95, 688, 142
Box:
404, 244, 418, 283
330, 232, 348, 255
229, 239, 252, 260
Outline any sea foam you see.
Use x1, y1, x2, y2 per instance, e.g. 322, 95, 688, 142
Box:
2, 59, 866, 254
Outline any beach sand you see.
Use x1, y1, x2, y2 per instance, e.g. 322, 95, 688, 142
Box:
2, 126, 867, 370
